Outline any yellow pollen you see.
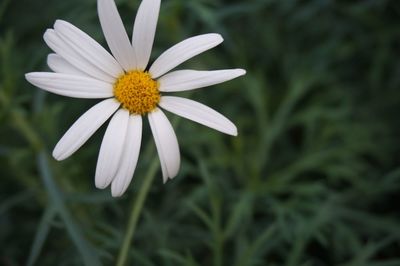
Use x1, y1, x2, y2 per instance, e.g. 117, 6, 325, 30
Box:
113, 70, 160, 115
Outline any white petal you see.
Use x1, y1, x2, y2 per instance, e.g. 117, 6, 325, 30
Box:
159, 96, 237, 136
132, 0, 160, 70
158, 69, 246, 92
25, 72, 113, 98
148, 108, 180, 182
54, 20, 124, 78
111, 115, 142, 197
52, 98, 120, 160
44, 29, 115, 83
149, 34, 223, 79
95, 109, 130, 189
47, 54, 87, 76
98, 0, 136, 71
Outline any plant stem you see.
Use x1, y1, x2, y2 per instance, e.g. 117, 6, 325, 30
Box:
38, 152, 101, 266
116, 158, 159, 266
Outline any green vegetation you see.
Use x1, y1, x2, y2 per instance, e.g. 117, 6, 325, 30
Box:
1, 0, 400, 265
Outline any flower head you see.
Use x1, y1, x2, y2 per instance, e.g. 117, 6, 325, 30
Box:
26, 0, 246, 197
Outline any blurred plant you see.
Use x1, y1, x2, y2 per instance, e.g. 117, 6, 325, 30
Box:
1, 0, 400, 265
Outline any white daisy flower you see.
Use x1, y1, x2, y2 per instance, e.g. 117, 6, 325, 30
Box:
25, 0, 246, 197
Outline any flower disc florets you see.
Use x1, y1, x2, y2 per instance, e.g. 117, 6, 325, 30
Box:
113, 70, 160, 115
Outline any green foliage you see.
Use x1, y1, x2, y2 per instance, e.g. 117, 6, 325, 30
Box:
1, 0, 400, 265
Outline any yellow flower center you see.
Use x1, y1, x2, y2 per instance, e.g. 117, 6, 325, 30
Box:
113, 70, 160, 115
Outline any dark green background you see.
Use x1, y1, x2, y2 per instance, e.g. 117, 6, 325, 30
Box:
1, 0, 400, 265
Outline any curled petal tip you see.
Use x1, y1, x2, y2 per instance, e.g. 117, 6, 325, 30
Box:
95, 181, 107, 190
25, 72, 39, 84
53, 19, 62, 27
52, 146, 67, 161
232, 129, 238, 137
24, 73, 31, 81
238, 69, 246, 76
43, 28, 54, 37
214, 33, 224, 42
111, 191, 123, 198
52, 154, 62, 162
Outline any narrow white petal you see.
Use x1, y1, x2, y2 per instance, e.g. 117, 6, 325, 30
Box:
149, 34, 223, 79
158, 69, 246, 92
132, 0, 160, 70
47, 54, 87, 76
111, 115, 142, 197
44, 29, 115, 83
95, 109, 130, 189
98, 0, 136, 71
54, 20, 124, 78
159, 96, 237, 136
52, 98, 120, 161
25, 72, 113, 98
148, 108, 180, 182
